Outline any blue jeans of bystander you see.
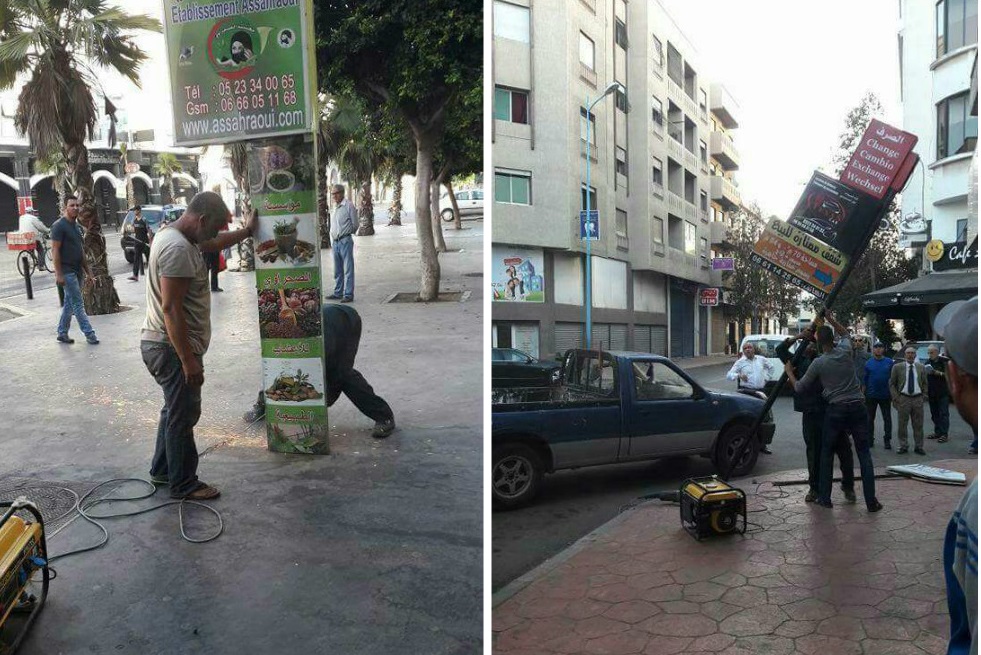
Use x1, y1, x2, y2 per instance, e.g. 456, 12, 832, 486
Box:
57, 272, 95, 339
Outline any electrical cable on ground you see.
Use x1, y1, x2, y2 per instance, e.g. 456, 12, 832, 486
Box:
46, 478, 223, 564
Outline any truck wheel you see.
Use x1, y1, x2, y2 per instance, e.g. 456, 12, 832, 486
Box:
713, 423, 759, 478
492, 443, 543, 510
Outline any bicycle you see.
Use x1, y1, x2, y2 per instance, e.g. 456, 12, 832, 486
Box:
14, 236, 52, 277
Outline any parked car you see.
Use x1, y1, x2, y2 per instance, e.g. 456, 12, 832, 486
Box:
893, 340, 945, 364
120, 205, 185, 263
491, 349, 776, 509
737, 334, 789, 392
492, 348, 562, 389
439, 188, 483, 222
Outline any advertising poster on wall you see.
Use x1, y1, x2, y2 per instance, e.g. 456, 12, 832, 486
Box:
162, 0, 316, 146
250, 134, 328, 454
491, 247, 545, 302
751, 218, 847, 301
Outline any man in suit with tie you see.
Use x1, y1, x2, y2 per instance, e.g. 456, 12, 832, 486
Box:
890, 345, 929, 455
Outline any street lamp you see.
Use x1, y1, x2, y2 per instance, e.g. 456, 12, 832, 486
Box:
584, 81, 626, 349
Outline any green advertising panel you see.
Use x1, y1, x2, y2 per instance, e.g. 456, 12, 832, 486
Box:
162, 0, 315, 146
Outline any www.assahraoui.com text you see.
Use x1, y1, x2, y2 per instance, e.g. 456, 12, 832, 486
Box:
181, 110, 305, 138
170, 0, 298, 24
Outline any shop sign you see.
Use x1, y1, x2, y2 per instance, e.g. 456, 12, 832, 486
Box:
931, 237, 978, 272
751, 218, 847, 300
839, 119, 918, 200
711, 257, 734, 271
699, 288, 720, 306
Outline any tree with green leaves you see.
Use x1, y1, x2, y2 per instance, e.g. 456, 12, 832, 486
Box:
805, 92, 919, 325
153, 152, 182, 205
315, 0, 481, 301
0, 0, 160, 314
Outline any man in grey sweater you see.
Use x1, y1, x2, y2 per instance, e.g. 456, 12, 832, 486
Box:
327, 184, 358, 302
785, 318, 881, 512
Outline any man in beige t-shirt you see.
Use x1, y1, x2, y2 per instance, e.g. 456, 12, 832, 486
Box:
140, 192, 255, 500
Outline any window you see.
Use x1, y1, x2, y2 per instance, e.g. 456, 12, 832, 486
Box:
581, 185, 597, 211
699, 88, 707, 115
651, 96, 663, 127
615, 19, 628, 49
568, 352, 617, 395
684, 221, 697, 254
937, 91, 978, 158
652, 216, 664, 244
473, 190, 483, 200
495, 169, 531, 205
633, 361, 693, 400
615, 89, 628, 112
616, 209, 628, 237
700, 191, 708, 211
494, 87, 529, 124
580, 107, 596, 145
455, 191, 468, 200
956, 218, 968, 241
699, 139, 707, 163
615, 146, 628, 177
652, 157, 663, 187
652, 35, 663, 68
579, 32, 595, 70
494, 1, 530, 43
667, 42, 683, 87
936, 0, 978, 57
700, 237, 708, 258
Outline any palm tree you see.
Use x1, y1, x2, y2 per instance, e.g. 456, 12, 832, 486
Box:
0, 1, 160, 314
318, 94, 380, 236
225, 142, 254, 271
118, 142, 135, 208
35, 149, 69, 211
153, 152, 182, 205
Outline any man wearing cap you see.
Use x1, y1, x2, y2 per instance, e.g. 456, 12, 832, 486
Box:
924, 345, 951, 444
327, 184, 357, 303
933, 296, 977, 654
864, 341, 895, 449
890, 345, 928, 455
18, 208, 50, 265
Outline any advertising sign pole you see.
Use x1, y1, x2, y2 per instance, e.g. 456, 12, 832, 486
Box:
163, 0, 329, 454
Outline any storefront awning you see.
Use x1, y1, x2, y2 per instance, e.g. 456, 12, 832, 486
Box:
862, 271, 978, 309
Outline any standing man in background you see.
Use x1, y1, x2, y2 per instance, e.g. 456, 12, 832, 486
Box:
864, 341, 894, 449
327, 184, 357, 303
726, 342, 775, 453
925, 345, 950, 444
128, 205, 150, 282
890, 346, 928, 455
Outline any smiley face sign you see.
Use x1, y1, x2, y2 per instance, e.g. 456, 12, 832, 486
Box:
925, 239, 945, 262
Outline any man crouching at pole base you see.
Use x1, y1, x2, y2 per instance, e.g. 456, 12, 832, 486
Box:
784, 314, 882, 512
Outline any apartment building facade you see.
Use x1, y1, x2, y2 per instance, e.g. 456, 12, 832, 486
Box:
491, 0, 742, 359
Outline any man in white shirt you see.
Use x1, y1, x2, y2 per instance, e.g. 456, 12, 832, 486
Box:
889, 345, 929, 455
18, 209, 50, 260
727, 342, 775, 453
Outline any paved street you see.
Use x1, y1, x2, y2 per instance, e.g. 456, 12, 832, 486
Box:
0, 215, 484, 654
492, 360, 976, 591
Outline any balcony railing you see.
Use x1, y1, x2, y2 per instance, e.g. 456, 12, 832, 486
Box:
710, 176, 740, 209
652, 181, 664, 198
683, 198, 697, 222
666, 136, 684, 163
616, 233, 629, 251
667, 78, 699, 119
667, 247, 698, 269
683, 147, 699, 173
667, 191, 684, 215
709, 219, 731, 247
709, 83, 739, 129
579, 62, 597, 87
710, 130, 739, 170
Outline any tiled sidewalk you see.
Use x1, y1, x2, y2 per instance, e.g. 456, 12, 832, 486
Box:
493, 459, 977, 655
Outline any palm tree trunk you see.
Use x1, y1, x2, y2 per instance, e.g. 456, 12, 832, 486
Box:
317, 144, 331, 249
388, 176, 402, 226
356, 177, 375, 236
227, 143, 255, 271
67, 140, 120, 314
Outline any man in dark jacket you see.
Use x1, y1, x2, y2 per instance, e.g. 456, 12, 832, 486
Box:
925, 345, 950, 443
777, 330, 855, 504
244, 304, 395, 437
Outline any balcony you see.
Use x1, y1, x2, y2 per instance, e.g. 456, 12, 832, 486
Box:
667, 78, 699, 119
709, 220, 732, 248
579, 62, 597, 88
667, 247, 698, 269
683, 147, 699, 173
710, 176, 740, 210
709, 83, 739, 129
666, 135, 684, 163
667, 191, 684, 215
710, 130, 739, 171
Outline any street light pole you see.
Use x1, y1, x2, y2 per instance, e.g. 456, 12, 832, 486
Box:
583, 82, 625, 350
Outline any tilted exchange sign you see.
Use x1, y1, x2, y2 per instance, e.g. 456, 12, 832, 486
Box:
751, 219, 847, 301
839, 119, 917, 200
163, 0, 315, 146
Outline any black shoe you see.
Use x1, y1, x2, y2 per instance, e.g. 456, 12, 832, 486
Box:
760, 446, 772, 454
56, 334, 74, 344
884, 442, 892, 450
843, 489, 857, 503
326, 294, 342, 300
897, 447, 909, 454
804, 490, 817, 503
815, 499, 833, 509
86, 336, 100, 345
868, 500, 884, 513
372, 419, 395, 438
341, 297, 354, 303
211, 287, 223, 293
914, 447, 926, 455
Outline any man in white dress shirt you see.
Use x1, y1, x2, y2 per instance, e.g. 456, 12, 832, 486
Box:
727, 342, 775, 453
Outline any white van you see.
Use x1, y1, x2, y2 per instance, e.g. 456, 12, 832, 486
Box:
737, 334, 792, 391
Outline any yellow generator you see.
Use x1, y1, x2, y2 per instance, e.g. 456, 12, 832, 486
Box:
0, 498, 48, 653
680, 476, 746, 541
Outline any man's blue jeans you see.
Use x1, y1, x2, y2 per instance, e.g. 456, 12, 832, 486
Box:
820, 401, 877, 508
332, 235, 355, 299
57, 272, 95, 338
141, 341, 203, 497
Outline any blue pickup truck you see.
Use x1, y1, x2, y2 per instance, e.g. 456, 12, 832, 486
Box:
492, 349, 776, 509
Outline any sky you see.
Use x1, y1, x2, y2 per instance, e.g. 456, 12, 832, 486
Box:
658, 0, 903, 219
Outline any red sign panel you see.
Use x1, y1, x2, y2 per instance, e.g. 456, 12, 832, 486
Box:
839, 119, 917, 199
890, 152, 919, 193
17, 196, 33, 215
699, 288, 720, 306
